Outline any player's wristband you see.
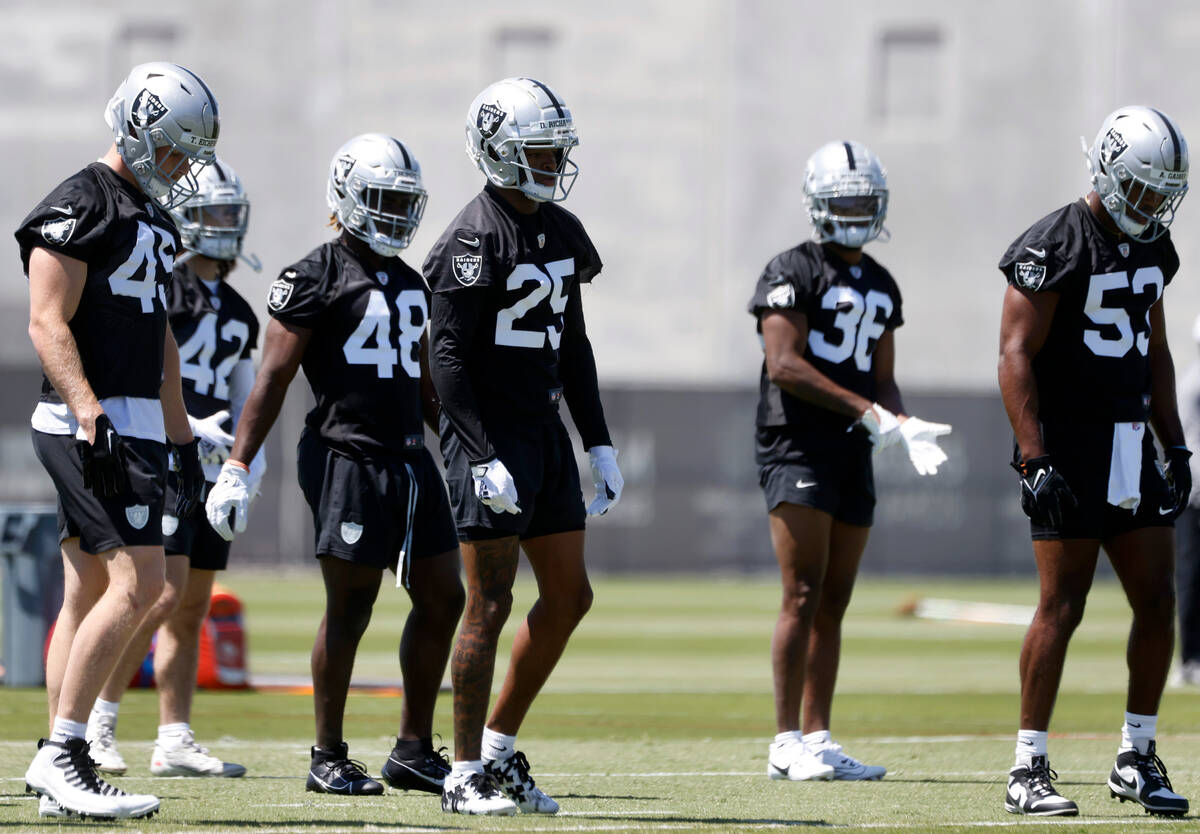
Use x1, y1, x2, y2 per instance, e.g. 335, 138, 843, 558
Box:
226, 458, 250, 472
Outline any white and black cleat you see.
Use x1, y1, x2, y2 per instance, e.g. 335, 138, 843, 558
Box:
25, 738, 159, 820
1108, 741, 1189, 817
809, 741, 886, 781
484, 750, 559, 814
441, 771, 517, 815
1005, 755, 1078, 816
767, 741, 835, 781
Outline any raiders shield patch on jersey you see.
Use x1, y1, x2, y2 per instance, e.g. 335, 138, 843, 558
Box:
453, 254, 483, 286
1015, 261, 1047, 291
130, 88, 168, 128
477, 103, 505, 139
267, 277, 295, 311
766, 283, 796, 309
41, 216, 77, 245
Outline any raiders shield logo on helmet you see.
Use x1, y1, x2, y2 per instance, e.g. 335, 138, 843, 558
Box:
332, 154, 355, 189
41, 217, 77, 245
130, 89, 169, 128
1015, 261, 1047, 291
267, 277, 295, 311
477, 103, 505, 139
453, 254, 483, 286
1103, 127, 1128, 163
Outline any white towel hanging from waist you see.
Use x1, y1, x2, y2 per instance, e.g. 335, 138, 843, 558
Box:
1107, 422, 1144, 512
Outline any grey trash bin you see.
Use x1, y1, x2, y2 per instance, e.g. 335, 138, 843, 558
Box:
0, 503, 62, 687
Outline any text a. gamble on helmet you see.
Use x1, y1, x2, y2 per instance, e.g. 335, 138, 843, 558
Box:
1084, 105, 1189, 242
465, 77, 579, 203
803, 140, 889, 248
326, 133, 428, 258
105, 62, 219, 209
171, 158, 249, 261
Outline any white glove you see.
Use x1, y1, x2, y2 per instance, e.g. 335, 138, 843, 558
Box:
471, 458, 521, 515
899, 416, 952, 476
859, 404, 902, 452
206, 460, 252, 541
188, 410, 234, 466
587, 445, 624, 516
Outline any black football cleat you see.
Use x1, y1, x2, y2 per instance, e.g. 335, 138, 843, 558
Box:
305, 744, 383, 795
1108, 741, 1189, 817
381, 739, 450, 794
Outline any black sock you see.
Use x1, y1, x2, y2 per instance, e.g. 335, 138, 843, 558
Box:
392, 737, 424, 758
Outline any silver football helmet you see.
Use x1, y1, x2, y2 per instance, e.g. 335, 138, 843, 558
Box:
327, 133, 427, 257
804, 141, 889, 248
171, 158, 249, 262
105, 62, 219, 209
1084, 105, 1189, 242
465, 77, 579, 202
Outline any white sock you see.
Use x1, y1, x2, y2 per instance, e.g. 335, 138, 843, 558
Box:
1120, 712, 1156, 754
451, 759, 484, 780
50, 717, 88, 745
802, 730, 833, 749
91, 698, 120, 719
1015, 729, 1047, 766
481, 728, 516, 762
773, 730, 803, 747
158, 723, 190, 744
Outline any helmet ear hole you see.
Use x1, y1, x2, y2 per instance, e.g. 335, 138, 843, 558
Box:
486, 145, 501, 163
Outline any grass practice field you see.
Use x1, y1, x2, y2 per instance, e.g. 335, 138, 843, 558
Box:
4, 571, 1200, 832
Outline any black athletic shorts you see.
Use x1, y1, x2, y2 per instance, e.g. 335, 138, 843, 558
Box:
33, 428, 168, 555
440, 415, 586, 541
755, 424, 876, 527
297, 429, 458, 582
162, 476, 232, 570
1028, 420, 1174, 541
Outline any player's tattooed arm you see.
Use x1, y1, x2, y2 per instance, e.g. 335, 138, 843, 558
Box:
451, 536, 521, 757
998, 284, 1058, 459
26, 247, 105, 442
227, 318, 311, 464
1147, 299, 1186, 448
761, 309, 873, 418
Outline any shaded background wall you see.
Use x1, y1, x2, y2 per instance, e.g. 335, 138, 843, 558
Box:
3, 0, 1199, 573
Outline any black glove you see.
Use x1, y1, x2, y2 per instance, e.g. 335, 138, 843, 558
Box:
173, 438, 206, 518
1165, 445, 1193, 520
77, 413, 130, 499
1012, 455, 1078, 527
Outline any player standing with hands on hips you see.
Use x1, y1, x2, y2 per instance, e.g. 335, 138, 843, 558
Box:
749, 141, 951, 784
425, 77, 623, 816
998, 106, 1190, 817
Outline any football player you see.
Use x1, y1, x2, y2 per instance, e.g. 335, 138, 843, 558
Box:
15, 62, 216, 820
205, 134, 464, 797
424, 77, 623, 816
83, 158, 260, 780
748, 141, 950, 784
998, 106, 1191, 817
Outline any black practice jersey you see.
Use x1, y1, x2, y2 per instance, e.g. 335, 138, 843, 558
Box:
748, 241, 904, 434
269, 238, 429, 458
424, 186, 607, 463
998, 199, 1180, 421
16, 162, 179, 403
168, 263, 260, 419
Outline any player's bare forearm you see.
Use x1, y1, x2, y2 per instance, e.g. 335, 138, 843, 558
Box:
229, 319, 307, 463
1148, 303, 1185, 447
160, 328, 194, 445
452, 537, 521, 756
872, 330, 907, 418
999, 285, 1056, 459
27, 248, 102, 440
761, 310, 871, 418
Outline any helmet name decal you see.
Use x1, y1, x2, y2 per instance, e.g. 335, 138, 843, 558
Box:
477, 103, 505, 139
130, 88, 169, 128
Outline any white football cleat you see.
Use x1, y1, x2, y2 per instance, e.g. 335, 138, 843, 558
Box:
25, 738, 159, 820
150, 730, 246, 777
85, 712, 127, 775
767, 740, 835, 781
809, 740, 886, 780
484, 751, 559, 814
441, 771, 518, 815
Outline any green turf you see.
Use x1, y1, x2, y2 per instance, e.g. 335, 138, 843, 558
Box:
3, 572, 1200, 831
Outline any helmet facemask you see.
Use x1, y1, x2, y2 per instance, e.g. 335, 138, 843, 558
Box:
327, 134, 428, 259
178, 201, 249, 261
346, 180, 428, 257
809, 192, 888, 249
